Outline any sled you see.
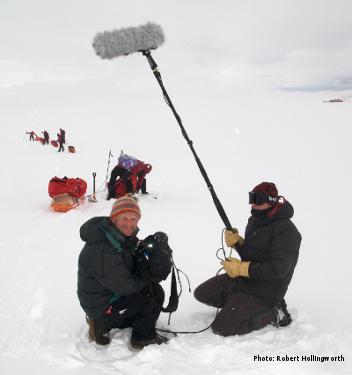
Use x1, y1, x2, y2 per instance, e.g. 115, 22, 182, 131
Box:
48, 177, 87, 212
50, 193, 83, 212
35, 136, 44, 144
51, 140, 58, 147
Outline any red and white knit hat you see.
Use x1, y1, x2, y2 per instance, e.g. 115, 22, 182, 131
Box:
110, 194, 141, 220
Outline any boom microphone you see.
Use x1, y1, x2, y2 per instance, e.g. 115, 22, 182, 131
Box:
92, 23, 234, 232
92, 22, 164, 59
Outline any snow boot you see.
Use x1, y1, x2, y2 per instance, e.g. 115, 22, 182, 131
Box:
270, 299, 292, 328
86, 315, 111, 345
130, 333, 168, 350
140, 179, 148, 195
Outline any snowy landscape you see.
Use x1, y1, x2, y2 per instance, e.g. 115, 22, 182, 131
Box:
1, 0, 352, 374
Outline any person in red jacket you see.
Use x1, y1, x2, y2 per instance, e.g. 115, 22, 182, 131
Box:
26, 131, 36, 141
130, 162, 152, 195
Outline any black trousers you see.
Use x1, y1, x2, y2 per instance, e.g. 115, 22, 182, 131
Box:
97, 284, 165, 340
194, 274, 275, 336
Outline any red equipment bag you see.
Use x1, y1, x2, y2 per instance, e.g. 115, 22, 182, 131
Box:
114, 179, 128, 198
51, 140, 58, 147
114, 175, 138, 198
35, 136, 44, 144
48, 177, 87, 198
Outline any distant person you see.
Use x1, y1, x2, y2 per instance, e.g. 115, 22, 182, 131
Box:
42, 130, 49, 145
194, 182, 302, 336
59, 128, 66, 144
77, 194, 169, 349
26, 131, 36, 141
57, 133, 64, 152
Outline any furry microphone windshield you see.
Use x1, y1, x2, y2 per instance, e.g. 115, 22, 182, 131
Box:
92, 22, 165, 59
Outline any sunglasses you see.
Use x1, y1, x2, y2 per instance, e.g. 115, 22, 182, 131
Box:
248, 191, 278, 205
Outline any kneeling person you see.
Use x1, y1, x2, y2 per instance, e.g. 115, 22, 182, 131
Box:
77, 194, 168, 349
194, 182, 302, 336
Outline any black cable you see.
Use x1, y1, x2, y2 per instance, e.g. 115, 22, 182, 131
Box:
156, 229, 230, 336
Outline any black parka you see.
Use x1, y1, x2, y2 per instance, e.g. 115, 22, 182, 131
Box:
77, 217, 146, 319
234, 201, 302, 306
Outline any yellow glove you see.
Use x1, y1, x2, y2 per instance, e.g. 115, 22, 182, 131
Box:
224, 229, 244, 247
221, 257, 250, 278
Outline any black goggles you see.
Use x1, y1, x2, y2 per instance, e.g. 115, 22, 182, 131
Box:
248, 191, 277, 205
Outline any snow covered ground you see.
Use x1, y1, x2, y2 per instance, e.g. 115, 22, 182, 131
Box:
1, 1, 352, 374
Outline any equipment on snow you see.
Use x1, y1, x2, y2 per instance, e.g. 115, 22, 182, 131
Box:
51, 140, 58, 148
104, 150, 113, 188
48, 176, 87, 212
68, 145, 76, 153
88, 172, 97, 202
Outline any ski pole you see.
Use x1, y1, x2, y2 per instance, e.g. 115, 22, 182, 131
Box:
141, 50, 233, 230
104, 150, 113, 188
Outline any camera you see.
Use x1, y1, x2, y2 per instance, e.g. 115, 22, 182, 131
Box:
135, 232, 172, 282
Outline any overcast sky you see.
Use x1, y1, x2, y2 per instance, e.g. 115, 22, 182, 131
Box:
1, 0, 352, 92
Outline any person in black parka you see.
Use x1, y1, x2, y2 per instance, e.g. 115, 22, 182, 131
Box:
194, 182, 302, 336
59, 128, 66, 144
77, 194, 168, 349
57, 133, 64, 152
42, 130, 49, 145
106, 165, 133, 200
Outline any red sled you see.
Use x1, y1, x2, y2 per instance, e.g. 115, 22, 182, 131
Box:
51, 140, 58, 147
35, 136, 44, 144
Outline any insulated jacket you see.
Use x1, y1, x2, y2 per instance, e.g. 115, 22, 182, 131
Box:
234, 201, 302, 306
77, 217, 146, 319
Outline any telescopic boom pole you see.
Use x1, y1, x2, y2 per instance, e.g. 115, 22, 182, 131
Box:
141, 49, 233, 230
